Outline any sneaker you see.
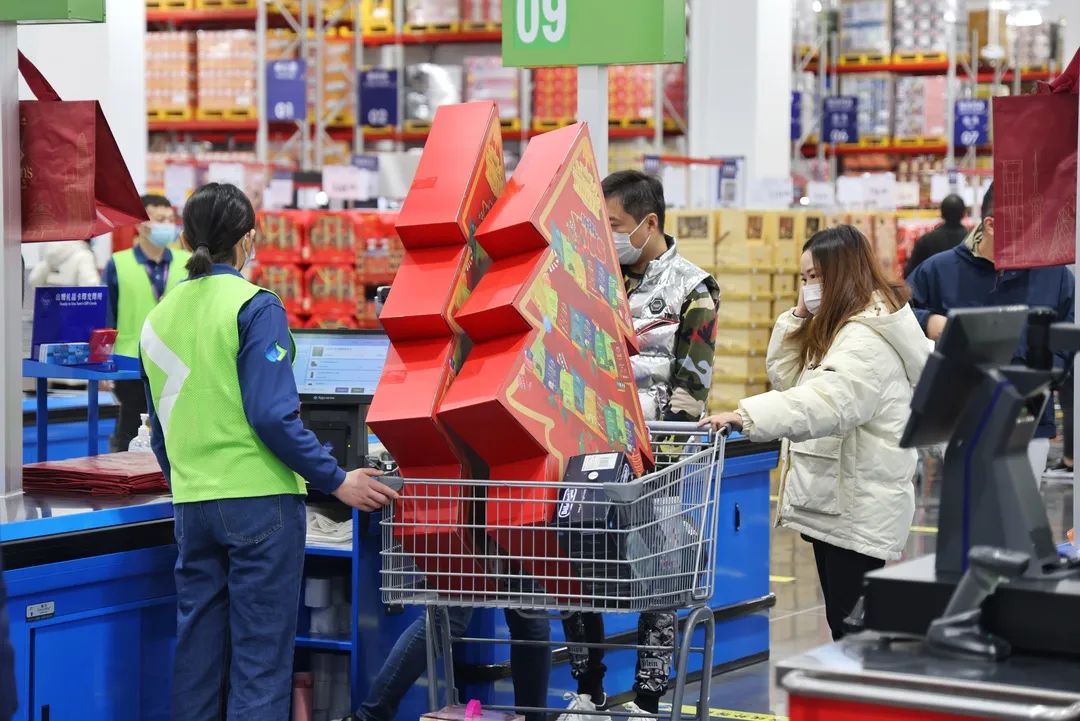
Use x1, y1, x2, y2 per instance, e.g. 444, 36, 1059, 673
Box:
613, 702, 650, 718
1045, 459, 1074, 479
558, 693, 600, 721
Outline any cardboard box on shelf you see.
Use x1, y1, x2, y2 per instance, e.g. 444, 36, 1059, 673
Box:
678, 239, 716, 271
873, 212, 899, 279
969, 9, 1010, 63
715, 326, 772, 354
195, 30, 257, 115
712, 353, 768, 382
772, 295, 798, 319
714, 271, 773, 299
772, 273, 797, 297
146, 31, 194, 115
717, 299, 775, 327
709, 381, 769, 413
669, 209, 716, 243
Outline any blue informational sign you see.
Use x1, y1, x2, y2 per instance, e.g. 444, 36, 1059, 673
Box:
31, 287, 108, 357
359, 68, 399, 128
954, 98, 989, 147
267, 59, 307, 122
822, 95, 859, 145
791, 91, 802, 142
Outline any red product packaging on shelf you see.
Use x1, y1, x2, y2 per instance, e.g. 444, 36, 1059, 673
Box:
257, 210, 310, 264
304, 265, 359, 317
307, 212, 360, 264
355, 212, 404, 283
252, 264, 306, 319
304, 315, 358, 330
89, 329, 118, 363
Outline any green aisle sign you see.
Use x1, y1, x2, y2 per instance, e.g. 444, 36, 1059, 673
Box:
501, 0, 686, 67
0, 0, 105, 22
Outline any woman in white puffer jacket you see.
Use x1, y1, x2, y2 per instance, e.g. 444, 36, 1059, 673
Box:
704, 225, 929, 640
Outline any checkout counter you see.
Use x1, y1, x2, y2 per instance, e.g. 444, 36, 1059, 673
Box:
1, 328, 779, 721
778, 307, 1080, 721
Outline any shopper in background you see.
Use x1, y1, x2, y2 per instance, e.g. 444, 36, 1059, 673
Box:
27, 240, 101, 289
703, 225, 928, 640
105, 194, 190, 452
902, 194, 969, 278
907, 183, 1075, 479
141, 182, 398, 721
560, 170, 721, 721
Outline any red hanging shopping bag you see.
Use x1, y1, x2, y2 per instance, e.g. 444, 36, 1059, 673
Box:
992, 48, 1079, 269
18, 51, 148, 242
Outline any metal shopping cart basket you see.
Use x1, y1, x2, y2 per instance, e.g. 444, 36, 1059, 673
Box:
379, 421, 728, 721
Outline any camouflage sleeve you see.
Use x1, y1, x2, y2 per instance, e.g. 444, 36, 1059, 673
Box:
665, 281, 719, 421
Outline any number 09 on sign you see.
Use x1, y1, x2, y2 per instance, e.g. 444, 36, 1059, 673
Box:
501, 0, 686, 68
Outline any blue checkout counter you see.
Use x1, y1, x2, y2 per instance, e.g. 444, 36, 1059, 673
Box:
1, 436, 776, 721
22, 392, 118, 463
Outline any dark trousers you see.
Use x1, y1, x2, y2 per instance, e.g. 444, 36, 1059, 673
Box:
111, 379, 147, 452
1062, 377, 1074, 460
807, 536, 885, 640
171, 494, 307, 721
561, 610, 675, 711
355, 607, 551, 721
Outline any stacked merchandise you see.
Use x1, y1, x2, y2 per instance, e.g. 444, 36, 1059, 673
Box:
195, 30, 257, 119
146, 31, 194, 120
892, 0, 948, 61
840, 74, 893, 141
1016, 22, 1055, 70
609, 65, 656, 124
361, 0, 394, 34
405, 63, 463, 128
793, 0, 820, 55
839, 0, 892, 61
532, 65, 687, 128
968, 9, 1009, 64
253, 210, 402, 329
461, 0, 502, 28
532, 67, 577, 124
464, 55, 519, 124
311, 29, 356, 126
266, 28, 295, 61
895, 154, 949, 205
23, 452, 168, 496
663, 64, 687, 127
893, 75, 946, 144
896, 212, 976, 270
404, 0, 460, 30
831, 210, 899, 280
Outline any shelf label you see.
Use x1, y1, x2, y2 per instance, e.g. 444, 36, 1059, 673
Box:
359, 69, 399, 129
954, 99, 989, 147
822, 96, 859, 146
501, 0, 686, 68
267, 59, 307, 123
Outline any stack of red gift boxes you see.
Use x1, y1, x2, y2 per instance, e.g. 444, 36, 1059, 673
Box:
253, 210, 403, 329
532, 64, 688, 127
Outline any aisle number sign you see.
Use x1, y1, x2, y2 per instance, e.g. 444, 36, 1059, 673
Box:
501, 0, 686, 67
267, 59, 307, 122
955, 99, 989, 147
823, 96, 859, 145
359, 69, 399, 129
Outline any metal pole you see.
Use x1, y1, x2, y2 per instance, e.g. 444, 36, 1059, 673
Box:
354, 0, 363, 154
653, 63, 664, 155
816, 11, 827, 168
256, 0, 269, 164
945, 14, 957, 169
314, 0, 325, 168
828, 28, 838, 182
519, 67, 532, 156
299, 0, 311, 170
393, 0, 405, 150
578, 65, 609, 178
0, 24, 21, 499
1012, 29, 1022, 97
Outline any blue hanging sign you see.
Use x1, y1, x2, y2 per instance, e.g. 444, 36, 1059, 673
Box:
822, 96, 859, 145
954, 98, 989, 147
267, 59, 307, 122
791, 91, 802, 142
359, 68, 399, 128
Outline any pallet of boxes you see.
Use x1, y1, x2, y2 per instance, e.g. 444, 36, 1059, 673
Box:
672, 208, 824, 415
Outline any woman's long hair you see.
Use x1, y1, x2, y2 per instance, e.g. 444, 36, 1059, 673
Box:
789, 225, 908, 369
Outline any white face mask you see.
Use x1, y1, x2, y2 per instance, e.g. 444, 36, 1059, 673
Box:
802, 282, 823, 315
613, 216, 650, 266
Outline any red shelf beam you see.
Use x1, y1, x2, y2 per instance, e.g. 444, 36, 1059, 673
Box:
805, 60, 1054, 82
798, 142, 997, 158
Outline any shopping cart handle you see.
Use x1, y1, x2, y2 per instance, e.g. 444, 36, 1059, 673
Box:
646, 420, 729, 437
380, 475, 405, 492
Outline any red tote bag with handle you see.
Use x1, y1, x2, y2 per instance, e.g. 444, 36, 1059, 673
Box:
18, 51, 147, 242
992, 48, 1079, 270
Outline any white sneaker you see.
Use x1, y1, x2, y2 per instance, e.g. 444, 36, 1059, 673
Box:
558, 693, 600, 721
614, 702, 647, 718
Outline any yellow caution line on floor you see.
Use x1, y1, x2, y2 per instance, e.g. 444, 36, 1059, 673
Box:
769, 575, 796, 584
910, 525, 938, 534
659, 703, 785, 721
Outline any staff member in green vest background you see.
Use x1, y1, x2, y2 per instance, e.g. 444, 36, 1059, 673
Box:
104, 193, 190, 452
141, 182, 399, 721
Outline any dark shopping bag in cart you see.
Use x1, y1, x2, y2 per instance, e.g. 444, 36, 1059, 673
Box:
18, 51, 148, 242
992, 47, 1079, 269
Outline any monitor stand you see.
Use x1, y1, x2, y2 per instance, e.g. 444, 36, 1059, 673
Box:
301, 403, 370, 473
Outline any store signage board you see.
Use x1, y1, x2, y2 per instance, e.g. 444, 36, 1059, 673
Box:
351, 155, 380, 201
864, 172, 898, 210
31, 287, 107, 357
791, 92, 802, 142
823, 96, 859, 145
749, 177, 795, 209
207, 162, 246, 189
267, 59, 307, 122
359, 69, 399, 128
0, 0, 104, 22
806, 181, 836, 208
896, 181, 921, 207
836, 176, 866, 207
163, 163, 197, 210
501, 0, 686, 67
955, 98, 989, 147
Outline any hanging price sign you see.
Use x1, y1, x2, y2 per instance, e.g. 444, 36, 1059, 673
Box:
359, 68, 399, 129
266, 59, 307, 122
822, 96, 859, 146
954, 99, 989, 147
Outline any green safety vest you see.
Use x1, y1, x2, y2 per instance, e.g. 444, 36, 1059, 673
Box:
113, 248, 191, 358
141, 273, 305, 503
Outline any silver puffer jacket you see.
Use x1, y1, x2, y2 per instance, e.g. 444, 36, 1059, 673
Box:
627, 238, 713, 421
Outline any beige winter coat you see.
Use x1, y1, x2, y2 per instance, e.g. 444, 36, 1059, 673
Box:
738, 297, 929, 561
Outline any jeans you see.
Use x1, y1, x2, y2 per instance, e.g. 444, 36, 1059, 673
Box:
171, 494, 307, 721
355, 607, 551, 721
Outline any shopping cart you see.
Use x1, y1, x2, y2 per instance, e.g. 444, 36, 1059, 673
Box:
380, 421, 728, 721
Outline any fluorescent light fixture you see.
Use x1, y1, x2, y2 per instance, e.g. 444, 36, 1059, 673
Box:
812, 0, 823, 13
1011, 9, 1043, 27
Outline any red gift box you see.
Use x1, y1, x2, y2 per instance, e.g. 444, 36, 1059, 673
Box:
304, 265, 359, 317
256, 210, 310, 265
307, 212, 360, 265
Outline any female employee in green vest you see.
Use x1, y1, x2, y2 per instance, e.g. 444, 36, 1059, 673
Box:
105, 194, 190, 452
140, 182, 399, 721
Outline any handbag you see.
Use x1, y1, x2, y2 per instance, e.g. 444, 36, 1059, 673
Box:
992, 48, 1079, 269
18, 51, 147, 242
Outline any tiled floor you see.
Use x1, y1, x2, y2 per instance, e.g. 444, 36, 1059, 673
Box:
684, 456, 1076, 720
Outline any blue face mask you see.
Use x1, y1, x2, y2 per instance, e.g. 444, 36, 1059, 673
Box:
148, 223, 178, 248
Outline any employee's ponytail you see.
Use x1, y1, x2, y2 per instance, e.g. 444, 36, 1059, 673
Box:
181, 182, 256, 277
